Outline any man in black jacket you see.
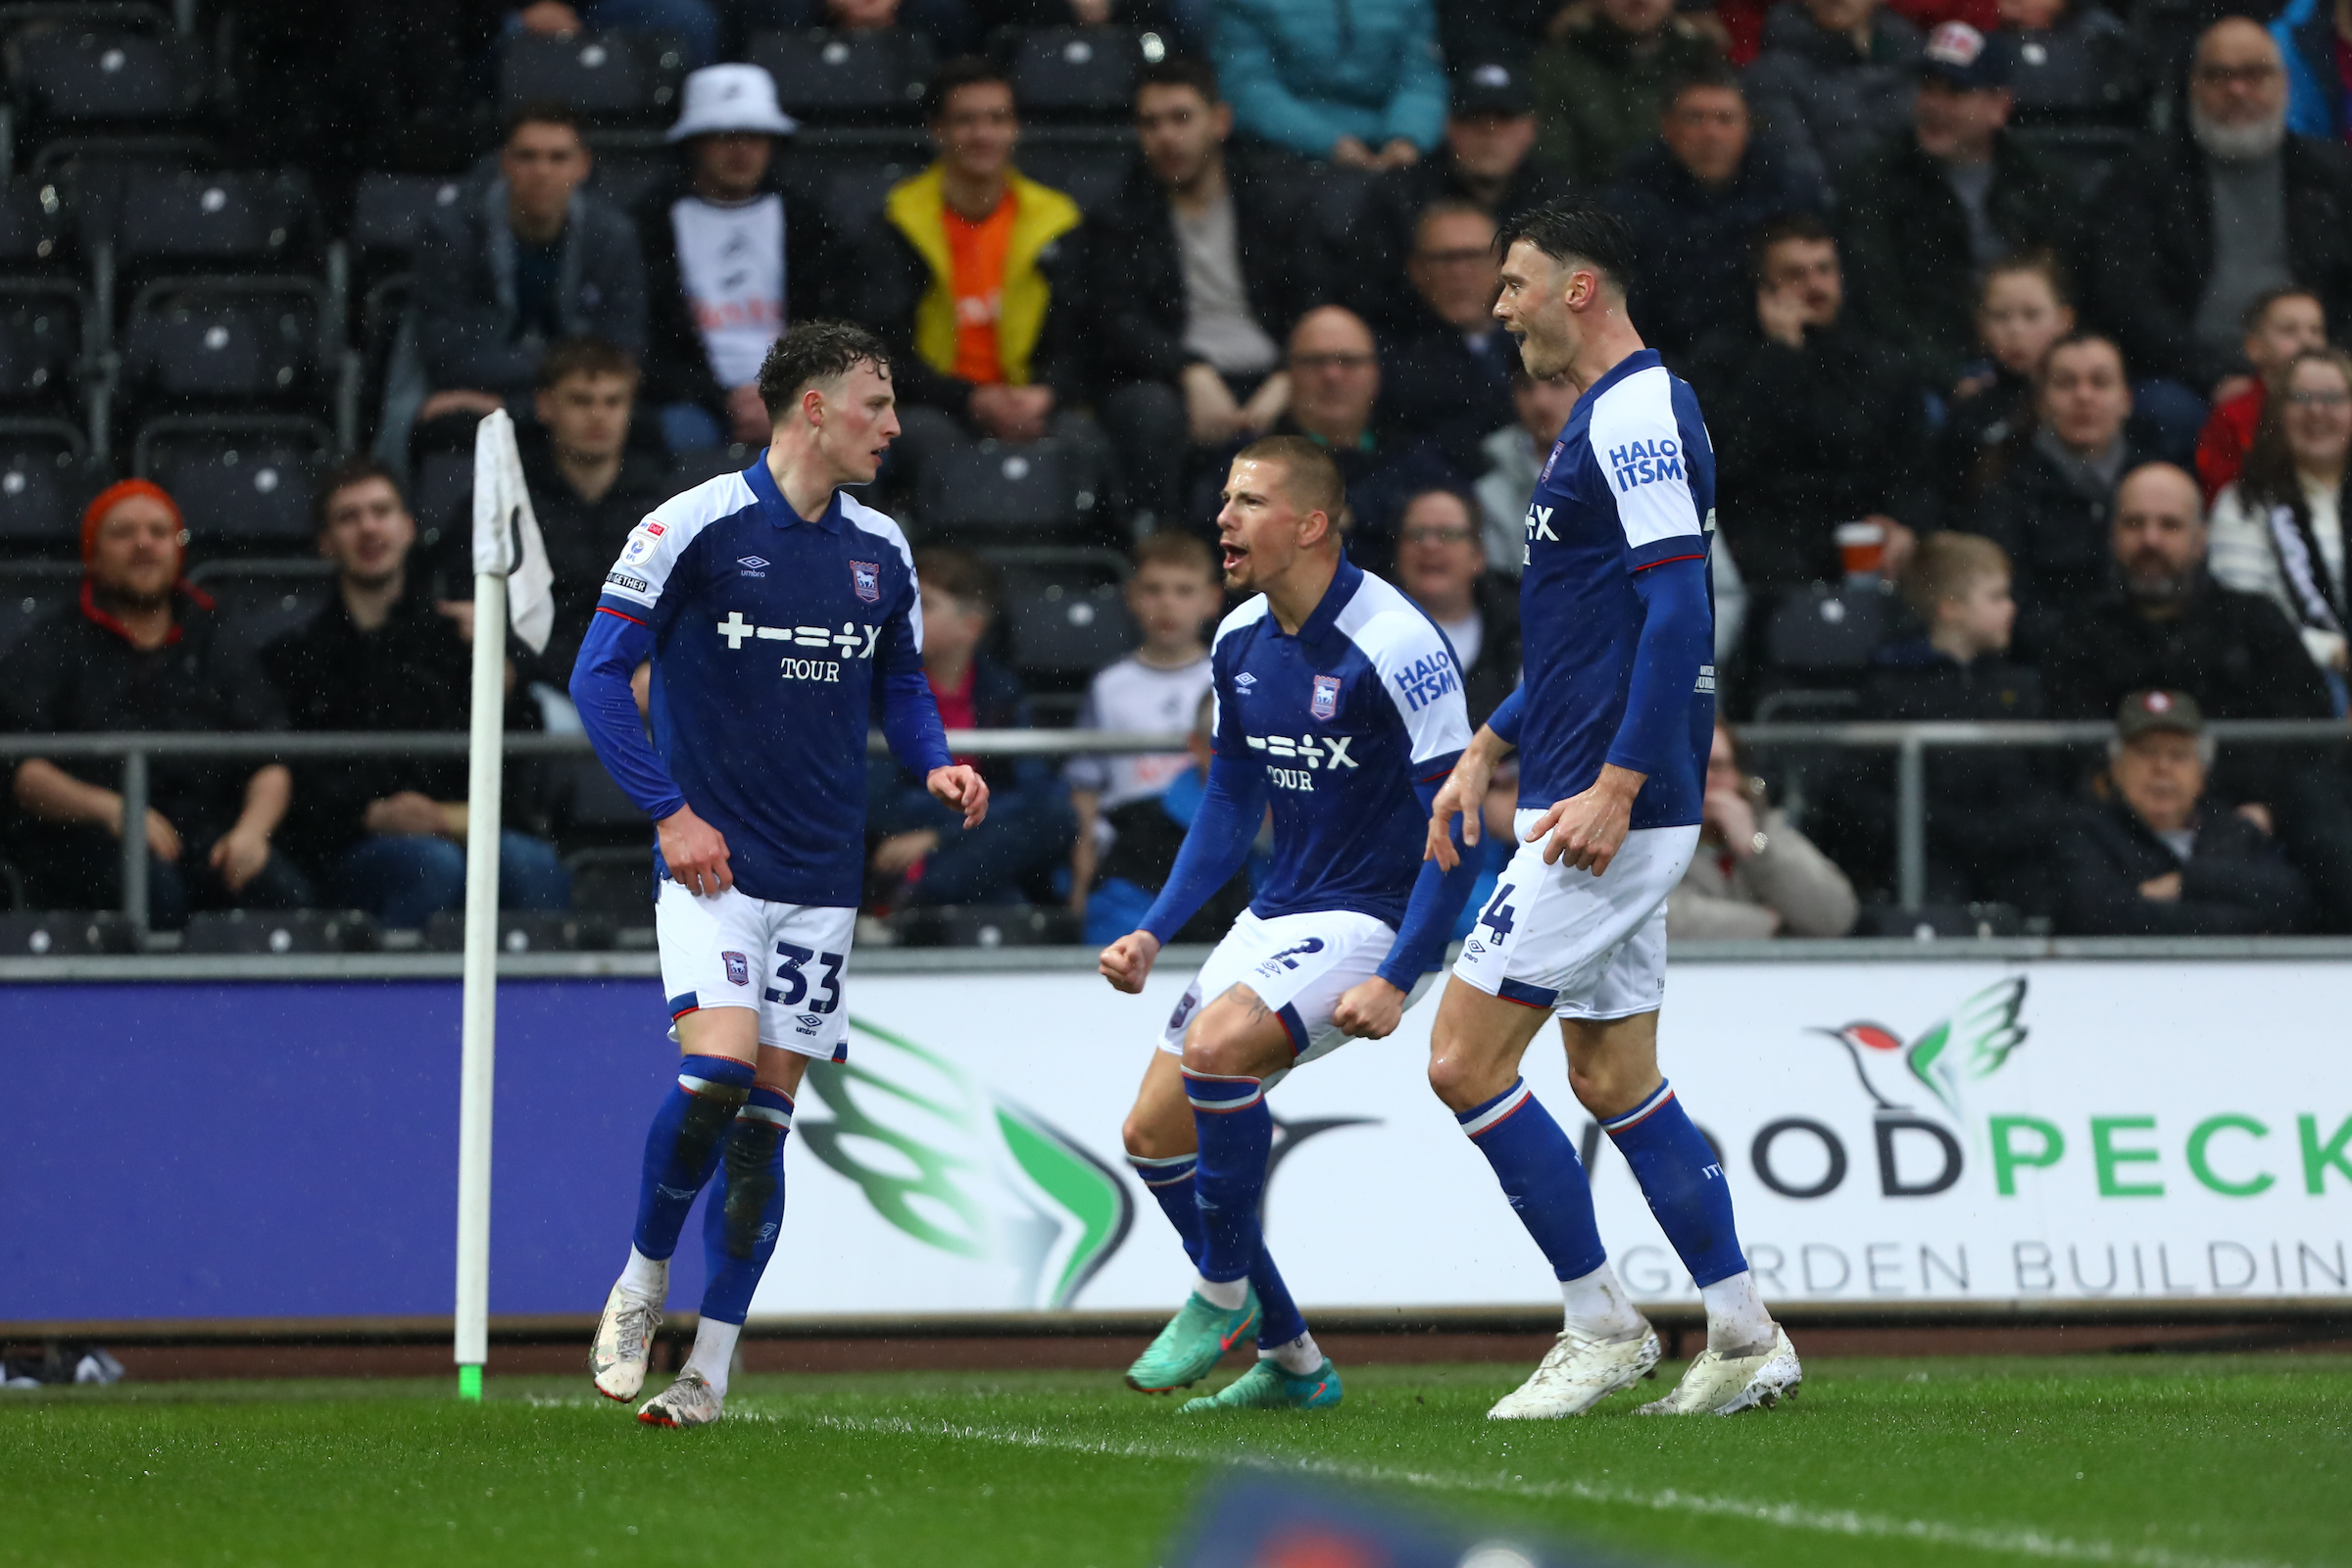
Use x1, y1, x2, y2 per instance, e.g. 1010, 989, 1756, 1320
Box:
1376, 202, 1521, 476
632, 64, 835, 454
1349, 57, 1575, 334
262, 460, 569, 929
1683, 213, 1931, 591
2093, 18, 2352, 404
1093, 57, 1328, 528
2053, 689, 2309, 935
1838, 22, 2086, 392
1608, 63, 1830, 357
412, 105, 647, 451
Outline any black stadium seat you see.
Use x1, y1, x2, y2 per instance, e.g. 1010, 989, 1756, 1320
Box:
1016, 143, 1130, 215
351, 172, 466, 269
913, 436, 1095, 533
1763, 582, 1899, 677
181, 908, 378, 955
113, 170, 318, 281
0, 422, 87, 551
748, 28, 933, 121
2, 25, 205, 128
186, 559, 335, 655
996, 560, 1136, 687
0, 177, 76, 273
498, 31, 679, 120
0, 571, 77, 656
138, 420, 331, 548
1007, 26, 1141, 117
0, 909, 138, 954
119, 283, 321, 415
0, 283, 85, 414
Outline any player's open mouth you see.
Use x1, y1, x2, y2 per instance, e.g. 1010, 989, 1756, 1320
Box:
1221, 542, 1248, 570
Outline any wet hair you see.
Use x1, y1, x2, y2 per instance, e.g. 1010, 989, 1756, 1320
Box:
755, 319, 891, 422
1233, 433, 1346, 526
1496, 197, 1639, 295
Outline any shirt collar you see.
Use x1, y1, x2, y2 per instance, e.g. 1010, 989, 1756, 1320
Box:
1279, 556, 1363, 648
744, 449, 845, 532
1578, 347, 1661, 410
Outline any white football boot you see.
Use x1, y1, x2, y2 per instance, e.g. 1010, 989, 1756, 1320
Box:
636, 1367, 723, 1429
1638, 1325, 1802, 1415
590, 1271, 665, 1402
1487, 1322, 1662, 1419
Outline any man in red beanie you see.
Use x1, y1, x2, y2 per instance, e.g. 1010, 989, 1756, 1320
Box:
3, 480, 313, 925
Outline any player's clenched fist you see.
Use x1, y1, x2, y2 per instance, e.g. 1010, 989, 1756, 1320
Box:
1099, 929, 1161, 994
658, 803, 733, 896
925, 764, 990, 829
1332, 976, 1406, 1039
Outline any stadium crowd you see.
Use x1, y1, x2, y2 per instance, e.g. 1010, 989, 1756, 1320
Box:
4, 0, 2351, 944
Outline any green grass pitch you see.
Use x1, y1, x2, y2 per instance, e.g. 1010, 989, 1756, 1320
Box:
5, 1355, 2347, 1567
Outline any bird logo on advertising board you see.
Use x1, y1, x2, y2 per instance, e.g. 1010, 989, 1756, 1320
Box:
1813, 977, 2030, 1120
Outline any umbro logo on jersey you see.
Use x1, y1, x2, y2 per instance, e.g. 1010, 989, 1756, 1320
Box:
1233, 673, 1256, 691
738, 555, 769, 570
1310, 674, 1341, 721
851, 561, 881, 603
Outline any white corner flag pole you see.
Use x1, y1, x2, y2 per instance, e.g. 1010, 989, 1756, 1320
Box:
457, 411, 555, 1403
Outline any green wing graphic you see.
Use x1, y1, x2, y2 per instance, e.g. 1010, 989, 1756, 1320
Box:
794, 1014, 1134, 1307
1906, 977, 2029, 1114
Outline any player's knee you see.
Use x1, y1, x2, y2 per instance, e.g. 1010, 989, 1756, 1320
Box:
1426, 1048, 1485, 1112
1121, 1107, 1186, 1160
1566, 1059, 1645, 1120
1180, 1015, 1278, 1080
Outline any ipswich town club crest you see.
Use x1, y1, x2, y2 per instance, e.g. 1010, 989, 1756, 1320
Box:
1310, 674, 1341, 720
723, 951, 749, 987
850, 561, 881, 604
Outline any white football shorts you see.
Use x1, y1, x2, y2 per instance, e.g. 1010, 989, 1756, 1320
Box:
656, 877, 858, 1061
1155, 906, 1433, 1079
1449, 815, 1701, 1020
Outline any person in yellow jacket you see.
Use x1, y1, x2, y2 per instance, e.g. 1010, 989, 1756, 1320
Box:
863, 56, 1118, 526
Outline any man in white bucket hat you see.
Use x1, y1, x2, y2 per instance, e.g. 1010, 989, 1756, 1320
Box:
635, 63, 838, 453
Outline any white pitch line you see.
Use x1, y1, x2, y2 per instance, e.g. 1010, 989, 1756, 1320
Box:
752, 1410, 2294, 1568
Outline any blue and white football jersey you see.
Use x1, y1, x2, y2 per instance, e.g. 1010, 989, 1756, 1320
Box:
588, 458, 934, 907
1518, 348, 1715, 830
1210, 559, 1473, 926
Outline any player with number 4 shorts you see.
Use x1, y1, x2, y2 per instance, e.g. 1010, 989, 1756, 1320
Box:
1422, 199, 1800, 1419
1099, 435, 1483, 1413
569, 322, 988, 1429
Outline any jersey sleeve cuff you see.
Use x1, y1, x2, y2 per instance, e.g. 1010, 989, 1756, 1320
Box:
1626, 536, 1707, 572
594, 593, 653, 623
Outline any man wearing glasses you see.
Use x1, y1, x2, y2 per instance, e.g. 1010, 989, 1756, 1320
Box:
2096, 16, 2352, 439
1380, 202, 1524, 477
1261, 305, 1465, 575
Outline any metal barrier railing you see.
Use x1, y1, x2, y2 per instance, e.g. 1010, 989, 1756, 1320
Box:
0, 720, 2343, 929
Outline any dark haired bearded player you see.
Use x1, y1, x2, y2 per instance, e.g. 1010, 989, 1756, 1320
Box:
1422, 200, 1801, 1419
571, 320, 988, 1428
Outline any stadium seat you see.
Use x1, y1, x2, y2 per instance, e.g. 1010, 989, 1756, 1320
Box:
411, 446, 474, 545
0, 420, 89, 550
913, 436, 1096, 534
119, 282, 324, 417
0, 176, 76, 273
0, 564, 78, 653
180, 907, 378, 955
1762, 582, 1899, 676
992, 556, 1136, 688
113, 169, 318, 282
352, 172, 466, 264
136, 418, 332, 549
0, 282, 86, 416
563, 846, 655, 921
421, 908, 611, 954
587, 148, 671, 217
1015, 141, 1130, 215
498, 31, 680, 121
666, 444, 753, 489
1006, 26, 1141, 118
184, 558, 334, 655
747, 29, 935, 122
0, 909, 138, 954
2, 24, 205, 130
887, 904, 1083, 947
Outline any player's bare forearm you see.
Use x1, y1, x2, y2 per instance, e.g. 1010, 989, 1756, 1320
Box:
1532, 763, 1645, 873
926, 764, 989, 828
1427, 727, 1510, 869
658, 802, 733, 896
1333, 975, 1406, 1039
1099, 930, 1161, 994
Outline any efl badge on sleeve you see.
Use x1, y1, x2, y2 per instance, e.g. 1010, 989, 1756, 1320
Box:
1310, 674, 1341, 721
723, 952, 749, 987
850, 561, 881, 604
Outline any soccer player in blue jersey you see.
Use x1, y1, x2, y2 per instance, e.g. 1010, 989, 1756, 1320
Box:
1422, 200, 1801, 1418
570, 320, 989, 1429
1100, 434, 1482, 1412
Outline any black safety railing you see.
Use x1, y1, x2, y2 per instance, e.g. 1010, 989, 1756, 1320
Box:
0, 720, 2344, 931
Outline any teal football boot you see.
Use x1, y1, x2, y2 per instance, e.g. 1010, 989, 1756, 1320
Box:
1179, 1356, 1344, 1413
1124, 1288, 1259, 1393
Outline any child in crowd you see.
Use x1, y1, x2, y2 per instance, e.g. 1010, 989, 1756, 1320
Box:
1935, 252, 2076, 519
1067, 532, 1227, 941
1815, 533, 2068, 909
2194, 287, 2328, 503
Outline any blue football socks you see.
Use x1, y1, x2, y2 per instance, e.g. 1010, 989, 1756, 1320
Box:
1129, 1148, 1307, 1348
632, 1054, 755, 1261
1457, 1077, 1608, 1282
1602, 1080, 1747, 1288
1184, 1069, 1271, 1288
699, 1086, 794, 1324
